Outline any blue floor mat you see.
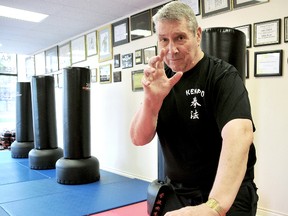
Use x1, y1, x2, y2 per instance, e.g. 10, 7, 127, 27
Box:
0, 151, 149, 216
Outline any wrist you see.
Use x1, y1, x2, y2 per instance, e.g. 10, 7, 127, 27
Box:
205, 198, 226, 216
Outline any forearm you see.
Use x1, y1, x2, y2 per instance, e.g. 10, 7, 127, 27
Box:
130, 97, 162, 146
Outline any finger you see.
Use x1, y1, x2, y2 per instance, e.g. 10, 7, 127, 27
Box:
155, 48, 168, 70
169, 72, 183, 87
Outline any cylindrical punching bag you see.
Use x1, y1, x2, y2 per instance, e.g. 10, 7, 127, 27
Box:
201, 27, 246, 84
63, 67, 91, 158
11, 82, 34, 158
56, 67, 100, 185
29, 75, 63, 169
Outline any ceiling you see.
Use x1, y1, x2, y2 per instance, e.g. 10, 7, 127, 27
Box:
0, 0, 168, 55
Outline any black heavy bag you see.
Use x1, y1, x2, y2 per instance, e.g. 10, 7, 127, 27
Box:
29, 75, 63, 169
201, 27, 246, 83
11, 82, 34, 158
56, 67, 100, 185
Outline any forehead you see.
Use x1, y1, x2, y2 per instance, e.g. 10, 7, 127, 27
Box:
156, 19, 189, 34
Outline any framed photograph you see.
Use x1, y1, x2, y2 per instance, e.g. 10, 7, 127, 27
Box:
131, 70, 144, 92
234, 24, 252, 48
0, 53, 17, 74
179, 0, 200, 16
45, 46, 59, 74
99, 64, 112, 83
131, 10, 152, 41
284, 17, 288, 43
201, 0, 231, 17
233, 0, 269, 9
143, 46, 157, 64
254, 50, 283, 77
59, 42, 71, 69
122, 53, 133, 69
114, 54, 121, 68
113, 71, 122, 82
86, 31, 97, 57
71, 36, 86, 64
34, 52, 45, 75
98, 25, 113, 62
135, 49, 143, 65
254, 19, 281, 46
112, 18, 130, 47
90, 68, 97, 83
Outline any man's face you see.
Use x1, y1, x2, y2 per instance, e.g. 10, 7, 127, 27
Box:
156, 19, 202, 72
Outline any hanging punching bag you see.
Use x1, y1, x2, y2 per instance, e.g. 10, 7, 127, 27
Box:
201, 27, 246, 84
29, 75, 63, 169
56, 67, 100, 185
11, 82, 34, 158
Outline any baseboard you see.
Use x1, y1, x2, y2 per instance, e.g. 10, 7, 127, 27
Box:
257, 208, 288, 216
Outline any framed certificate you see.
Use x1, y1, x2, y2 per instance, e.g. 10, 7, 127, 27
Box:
59, 42, 71, 69
233, 0, 269, 9
234, 24, 252, 48
201, 0, 231, 17
112, 18, 130, 47
254, 19, 281, 46
254, 50, 283, 77
45, 46, 59, 74
179, 0, 200, 16
99, 64, 112, 83
131, 70, 144, 92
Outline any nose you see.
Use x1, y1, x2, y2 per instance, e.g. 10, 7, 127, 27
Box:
167, 41, 178, 54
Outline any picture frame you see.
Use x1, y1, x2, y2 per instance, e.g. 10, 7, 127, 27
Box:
143, 46, 157, 64
234, 24, 252, 48
131, 10, 152, 41
284, 17, 288, 43
98, 25, 113, 62
91, 68, 97, 83
86, 31, 97, 57
135, 49, 143, 65
122, 53, 133, 69
179, 0, 200, 16
0, 53, 17, 74
201, 0, 231, 17
131, 70, 144, 92
45, 46, 59, 74
99, 64, 112, 83
233, 0, 269, 9
254, 50, 283, 77
112, 18, 130, 47
253, 19, 281, 46
71, 36, 86, 64
114, 54, 121, 68
113, 71, 122, 82
59, 42, 71, 69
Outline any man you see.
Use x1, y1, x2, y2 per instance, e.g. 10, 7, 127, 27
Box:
130, 1, 258, 216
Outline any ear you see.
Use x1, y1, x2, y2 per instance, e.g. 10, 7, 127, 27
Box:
196, 27, 202, 44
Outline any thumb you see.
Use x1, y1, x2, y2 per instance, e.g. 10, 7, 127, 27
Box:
169, 72, 183, 87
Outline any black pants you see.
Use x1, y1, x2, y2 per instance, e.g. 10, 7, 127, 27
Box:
148, 180, 258, 216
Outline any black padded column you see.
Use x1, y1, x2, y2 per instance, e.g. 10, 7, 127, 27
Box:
56, 67, 100, 185
11, 82, 34, 158
201, 27, 246, 84
29, 75, 63, 169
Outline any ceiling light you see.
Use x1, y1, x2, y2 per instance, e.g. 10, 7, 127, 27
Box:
0, 5, 48, 22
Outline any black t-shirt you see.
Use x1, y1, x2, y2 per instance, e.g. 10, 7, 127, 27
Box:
157, 54, 256, 191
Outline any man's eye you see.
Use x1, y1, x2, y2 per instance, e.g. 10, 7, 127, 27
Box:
178, 36, 184, 40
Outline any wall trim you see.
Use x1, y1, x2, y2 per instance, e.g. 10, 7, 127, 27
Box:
257, 208, 288, 216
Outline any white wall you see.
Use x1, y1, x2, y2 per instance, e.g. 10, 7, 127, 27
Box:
22, 0, 288, 215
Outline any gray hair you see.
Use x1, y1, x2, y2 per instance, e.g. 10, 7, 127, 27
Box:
153, 1, 199, 35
